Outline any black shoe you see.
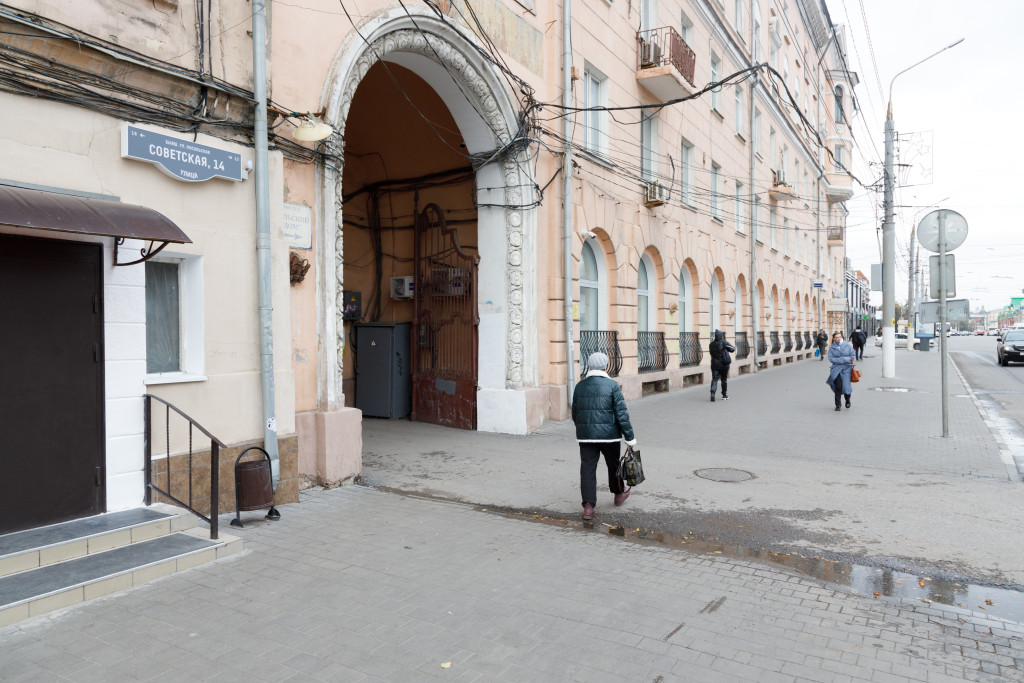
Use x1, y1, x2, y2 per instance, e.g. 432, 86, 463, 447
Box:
710, 395, 715, 402
722, 396, 729, 401
835, 406, 841, 411
846, 398, 851, 408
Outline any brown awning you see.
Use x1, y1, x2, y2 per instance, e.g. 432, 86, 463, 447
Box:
0, 183, 191, 244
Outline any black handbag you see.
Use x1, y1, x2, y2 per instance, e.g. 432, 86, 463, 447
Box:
618, 446, 646, 487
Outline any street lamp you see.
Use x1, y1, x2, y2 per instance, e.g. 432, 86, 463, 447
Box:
881, 38, 963, 378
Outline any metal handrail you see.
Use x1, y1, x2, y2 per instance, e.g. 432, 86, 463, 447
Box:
734, 332, 750, 360
637, 26, 697, 86
678, 331, 703, 367
638, 331, 668, 373
144, 394, 226, 540
580, 330, 623, 377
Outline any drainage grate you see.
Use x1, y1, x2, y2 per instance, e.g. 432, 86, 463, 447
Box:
694, 468, 756, 482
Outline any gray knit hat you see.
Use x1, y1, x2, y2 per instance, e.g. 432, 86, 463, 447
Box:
587, 352, 609, 371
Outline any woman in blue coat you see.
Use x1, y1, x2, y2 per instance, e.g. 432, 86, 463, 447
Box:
826, 331, 856, 411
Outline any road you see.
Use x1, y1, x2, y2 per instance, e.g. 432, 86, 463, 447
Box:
949, 334, 1024, 478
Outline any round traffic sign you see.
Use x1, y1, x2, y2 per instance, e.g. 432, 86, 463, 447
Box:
917, 209, 968, 253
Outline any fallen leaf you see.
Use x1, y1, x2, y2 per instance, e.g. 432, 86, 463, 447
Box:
534, 515, 542, 520
440, 662, 451, 669
921, 599, 932, 604
978, 606, 987, 610
985, 599, 994, 606
918, 579, 926, 588
873, 592, 881, 598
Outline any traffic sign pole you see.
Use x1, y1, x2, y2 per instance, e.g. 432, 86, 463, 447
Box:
939, 212, 948, 437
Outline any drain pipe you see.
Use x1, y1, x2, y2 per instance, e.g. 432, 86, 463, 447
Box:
252, 0, 279, 486
748, 17, 758, 371
562, 0, 575, 407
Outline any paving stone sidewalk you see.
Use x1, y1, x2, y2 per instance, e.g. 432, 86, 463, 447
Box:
2, 486, 1022, 682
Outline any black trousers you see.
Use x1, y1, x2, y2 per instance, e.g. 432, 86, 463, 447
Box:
710, 366, 729, 397
853, 344, 864, 360
579, 442, 625, 507
832, 376, 849, 408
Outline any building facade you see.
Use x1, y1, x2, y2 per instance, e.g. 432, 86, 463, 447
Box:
0, 0, 860, 533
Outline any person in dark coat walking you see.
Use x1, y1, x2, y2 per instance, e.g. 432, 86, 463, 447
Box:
851, 326, 866, 360
571, 352, 637, 520
708, 329, 736, 402
815, 328, 828, 360
826, 331, 856, 411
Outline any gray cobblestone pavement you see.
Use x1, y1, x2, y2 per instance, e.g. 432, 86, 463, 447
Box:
2, 486, 1023, 682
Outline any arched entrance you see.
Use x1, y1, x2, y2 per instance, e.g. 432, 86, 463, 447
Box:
317, 9, 536, 433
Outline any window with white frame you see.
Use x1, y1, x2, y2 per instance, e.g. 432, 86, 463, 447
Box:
752, 2, 762, 60
680, 138, 694, 206
734, 0, 744, 34
769, 128, 776, 168
710, 53, 721, 112
711, 162, 722, 219
580, 239, 602, 331
145, 254, 205, 382
834, 144, 845, 172
583, 66, 608, 156
678, 267, 692, 332
735, 182, 745, 234
638, 255, 654, 331
753, 196, 761, 243
641, 111, 658, 181
753, 108, 761, 157
769, 204, 776, 249
783, 216, 789, 255
834, 84, 845, 123
680, 10, 694, 45
734, 86, 744, 137
640, 0, 656, 32
735, 278, 744, 329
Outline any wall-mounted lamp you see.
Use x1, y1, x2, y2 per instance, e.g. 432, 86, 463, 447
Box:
579, 229, 597, 239
292, 112, 333, 142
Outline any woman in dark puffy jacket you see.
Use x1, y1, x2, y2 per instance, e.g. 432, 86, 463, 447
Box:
571, 352, 637, 520
708, 330, 736, 402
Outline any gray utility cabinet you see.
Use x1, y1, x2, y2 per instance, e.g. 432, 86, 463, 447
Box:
354, 322, 411, 419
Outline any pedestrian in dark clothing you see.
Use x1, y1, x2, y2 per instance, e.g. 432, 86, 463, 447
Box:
571, 352, 636, 520
708, 329, 736, 402
815, 328, 828, 361
826, 331, 856, 411
851, 326, 866, 360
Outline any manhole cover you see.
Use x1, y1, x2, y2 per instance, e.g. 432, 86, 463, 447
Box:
870, 387, 911, 392
694, 468, 756, 482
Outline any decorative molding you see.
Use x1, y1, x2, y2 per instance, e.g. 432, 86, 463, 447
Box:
330, 26, 525, 388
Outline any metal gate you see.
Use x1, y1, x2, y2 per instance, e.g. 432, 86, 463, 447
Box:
411, 203, 479, 429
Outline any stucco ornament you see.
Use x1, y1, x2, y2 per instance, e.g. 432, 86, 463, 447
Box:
332, 27, 526, 388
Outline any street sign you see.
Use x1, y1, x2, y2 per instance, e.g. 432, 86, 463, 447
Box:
917, 209, 968, 253
870, 264, 882, 291
929, 254, 955, 298
813, 279, 823, 288
918, 298, 970, 324
828, 298, 849, 312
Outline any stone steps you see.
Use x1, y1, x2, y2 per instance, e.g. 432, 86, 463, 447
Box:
0, 505, 241, 627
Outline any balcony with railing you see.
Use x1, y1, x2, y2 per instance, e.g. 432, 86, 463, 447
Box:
678, 331, 703, 367
770, 331, 781, 354
580, 330, 623, 377
783, 331, 793, 352
636, 27, 696, 101
824, 172, 854, 201
757, 331, 768, 357
794, 331, 804, 351
804, 331, 813, 350
734, 332, 750, 360
637, 331, 668, 373
827, 226, 844, 245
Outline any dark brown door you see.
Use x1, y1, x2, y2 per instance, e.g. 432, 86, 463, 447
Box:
0, 234, 105, 533
411, 204, 478, 430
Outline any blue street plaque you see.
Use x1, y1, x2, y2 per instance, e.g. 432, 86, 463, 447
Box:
121, 124, 243, 182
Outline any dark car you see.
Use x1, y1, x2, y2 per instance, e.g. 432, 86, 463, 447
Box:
997, 331, 1024, 366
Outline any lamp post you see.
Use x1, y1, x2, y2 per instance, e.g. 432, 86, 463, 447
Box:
881, 38, 963, 378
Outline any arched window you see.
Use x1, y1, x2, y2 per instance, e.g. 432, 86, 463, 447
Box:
710, 275, 720, 332
580, 240, 601, 331
678, 267, 693, 333
637, 256, 654, 331
834, 84, 845, 123
766, 292, 774, 333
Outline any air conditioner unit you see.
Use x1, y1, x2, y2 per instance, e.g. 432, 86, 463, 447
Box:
643, 180, 670, 207
389, 275, 414, 300
772, 168, 788, 186
639, 38, 662, 68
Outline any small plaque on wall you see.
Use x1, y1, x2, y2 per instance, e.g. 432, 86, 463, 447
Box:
283, 202, 313, 249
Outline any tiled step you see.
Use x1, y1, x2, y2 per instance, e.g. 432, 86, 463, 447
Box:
0, 505, 195, 578
0, 528, 241, 627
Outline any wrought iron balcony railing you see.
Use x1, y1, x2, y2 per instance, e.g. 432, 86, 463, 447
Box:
580, 330, 622, 377
733, 331, 750, 360
794, 331, 804, 351
770, 331, 781, 354
638, 331, 668, 373
636, 26, 696, 86
804, 331, 813, 349
783, 331, 793, 352
678, 331, 703, 367
757, 331, 767, 357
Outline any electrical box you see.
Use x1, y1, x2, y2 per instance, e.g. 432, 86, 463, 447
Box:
341, 291, 362, 321
390, 276, 414, 300
353, 322, 411, 419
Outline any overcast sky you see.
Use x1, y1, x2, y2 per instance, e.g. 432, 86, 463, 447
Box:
835, 0, 1023, 314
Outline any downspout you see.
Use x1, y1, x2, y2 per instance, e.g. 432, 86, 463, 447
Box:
748, 3, 758, 371
562, 0, 575, 407
815, 61, 823, 333
252, 0, 279, 486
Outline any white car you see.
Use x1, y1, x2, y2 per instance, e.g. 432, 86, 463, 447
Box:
874, 332, 918, 350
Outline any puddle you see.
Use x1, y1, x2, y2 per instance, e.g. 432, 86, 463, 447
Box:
522, 514, 1024, 624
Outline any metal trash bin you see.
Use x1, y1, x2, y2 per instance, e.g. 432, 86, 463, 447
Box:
230, 446, 281, 528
